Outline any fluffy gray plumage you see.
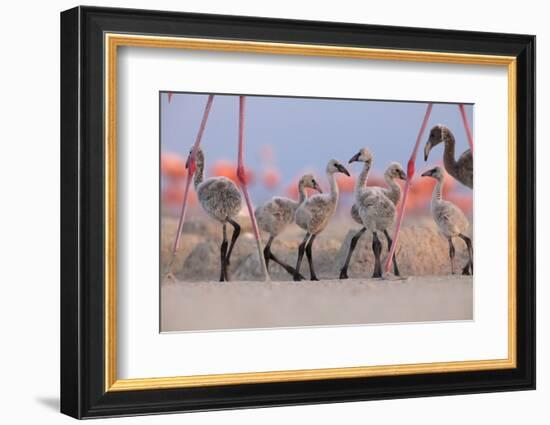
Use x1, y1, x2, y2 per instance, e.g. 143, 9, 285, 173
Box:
422, 165, 472, 275
293, 159, 350, 281
255, 174, 321, 237
424, 124, 473, 189
295, 160, 347, 235
350, 160, 406, 224
192, 148, 242, 223
357, 186, 396, 233
348, 149, 401, 233
425, 166, 469, 238
339, 148, 406, 278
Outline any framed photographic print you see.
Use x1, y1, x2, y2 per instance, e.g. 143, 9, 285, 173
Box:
60, 6, 536, 419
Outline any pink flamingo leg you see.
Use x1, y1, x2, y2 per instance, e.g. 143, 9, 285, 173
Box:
167, 94, 215, 271
384, 103, 433, 275
237, 96, 269, 281
458, 104, 474, 153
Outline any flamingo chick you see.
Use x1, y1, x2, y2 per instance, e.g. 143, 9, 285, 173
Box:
187, 147, 242, 282
340, 151, 406, 278
255, 174, 323, 278
424, 124, 473, 189
421, 166, 473, 275
294, 159, 350, 281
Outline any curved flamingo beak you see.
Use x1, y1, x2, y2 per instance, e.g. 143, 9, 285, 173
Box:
314, 184, 323, 194
398, 169, 407, 180
423, 141, 432, 162
421, 168, 435, 177
336, 163, 350, 176
348, 152, 361, 163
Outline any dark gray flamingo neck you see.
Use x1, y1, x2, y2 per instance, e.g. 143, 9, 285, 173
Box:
442, 128, 459, 178
193, 156, 204, 188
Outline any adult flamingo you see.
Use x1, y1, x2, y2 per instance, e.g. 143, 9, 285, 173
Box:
424, 124, 473, 189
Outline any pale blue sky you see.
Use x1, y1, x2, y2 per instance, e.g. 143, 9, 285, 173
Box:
160, 92, 473, 201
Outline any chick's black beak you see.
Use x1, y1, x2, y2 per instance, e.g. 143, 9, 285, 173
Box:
315, 184, 323, 194
424, 141, 432, 162
399, 170, 407, 180
348, 152, 361, 164
421, 169, 433, 177
337, 164, 350, 176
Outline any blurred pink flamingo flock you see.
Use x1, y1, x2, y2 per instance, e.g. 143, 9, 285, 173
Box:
161, 153, 472, 216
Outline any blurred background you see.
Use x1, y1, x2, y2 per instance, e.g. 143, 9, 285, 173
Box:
160, 92, 473, 218
160, 92, 474, 281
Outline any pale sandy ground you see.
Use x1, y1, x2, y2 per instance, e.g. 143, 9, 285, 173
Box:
161, 275, 473, 332
161, 212, 473, 332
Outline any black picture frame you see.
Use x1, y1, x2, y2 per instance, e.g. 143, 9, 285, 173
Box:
61, 5, 535, 419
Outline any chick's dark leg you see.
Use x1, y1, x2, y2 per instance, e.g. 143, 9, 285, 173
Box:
458, 233, 473, 275
263, 235, 274, 271
220, 223, 229, 282
225, 218, 241, 267
448, 237, 456, 275
339, 227, 366, 279
265, 235, 305, 279
384, 229, 400, 276
372, 232, 383, 278
305, 234, 318, 281
293, 233, 310, 281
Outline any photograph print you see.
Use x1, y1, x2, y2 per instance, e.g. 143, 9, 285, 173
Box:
160, 92, 473, 332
